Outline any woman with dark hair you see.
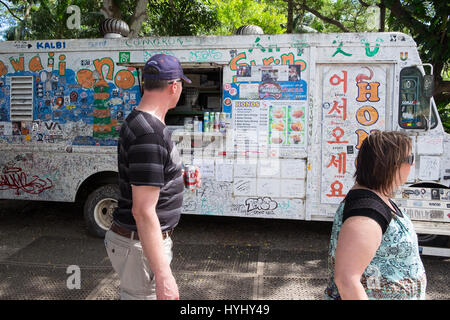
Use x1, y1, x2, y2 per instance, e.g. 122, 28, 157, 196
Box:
324, 131, 426, 300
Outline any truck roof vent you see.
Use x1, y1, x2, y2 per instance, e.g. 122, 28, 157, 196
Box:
10, 76, 33, 121
235, 25, 264, 35
100, 18, 130, 38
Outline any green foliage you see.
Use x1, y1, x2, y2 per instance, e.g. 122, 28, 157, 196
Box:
209, 0, 287, 35
385, 0, 449, 71
0, 0, 218, 39
383, 0, 449, 125
436, 101, 450, 133
2, 0, 103, 40
145, 0, 219, 36
294, 0, 374, 33
438, 66, 450, 133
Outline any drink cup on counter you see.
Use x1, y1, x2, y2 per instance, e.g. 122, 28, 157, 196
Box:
183, 164, 198, 191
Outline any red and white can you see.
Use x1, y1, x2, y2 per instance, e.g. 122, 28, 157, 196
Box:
183, 165, 198, 190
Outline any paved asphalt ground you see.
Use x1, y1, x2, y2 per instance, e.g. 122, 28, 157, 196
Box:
0, 199, 449, 300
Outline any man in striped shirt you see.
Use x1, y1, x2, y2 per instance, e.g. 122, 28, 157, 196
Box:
105, 54, 200, 300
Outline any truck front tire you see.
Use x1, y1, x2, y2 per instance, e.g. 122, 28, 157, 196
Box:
84, 184, 119, 238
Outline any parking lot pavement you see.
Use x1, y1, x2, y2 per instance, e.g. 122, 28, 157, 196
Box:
0, 199, 449, 300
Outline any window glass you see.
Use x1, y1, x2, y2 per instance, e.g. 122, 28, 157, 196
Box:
399, 67, 436, 129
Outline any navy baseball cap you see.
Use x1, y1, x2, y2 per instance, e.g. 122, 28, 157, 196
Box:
143, 54, 192, 83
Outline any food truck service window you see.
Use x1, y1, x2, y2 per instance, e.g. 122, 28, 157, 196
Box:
398, 66, 437, 129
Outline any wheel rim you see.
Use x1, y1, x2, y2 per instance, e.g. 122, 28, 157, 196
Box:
94, 198, 117, 230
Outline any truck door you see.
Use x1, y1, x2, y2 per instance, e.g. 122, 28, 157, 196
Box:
307, 63, 394, 220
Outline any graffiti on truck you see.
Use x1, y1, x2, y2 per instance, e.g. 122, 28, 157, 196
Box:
0, 166, 54, 195
0, 52, 141, 145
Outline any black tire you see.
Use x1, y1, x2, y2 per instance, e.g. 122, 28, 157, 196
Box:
83, 184, 119, 238
417, 234, 449, 247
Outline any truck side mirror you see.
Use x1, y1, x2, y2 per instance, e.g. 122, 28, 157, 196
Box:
423, 74, 434, 98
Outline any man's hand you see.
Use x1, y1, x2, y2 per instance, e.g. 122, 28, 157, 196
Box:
194, 166, 202, 188
156, 273, 179, 300
181, 166, 202, 190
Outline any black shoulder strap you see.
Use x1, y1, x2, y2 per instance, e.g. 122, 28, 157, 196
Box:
344, 196, 393, 226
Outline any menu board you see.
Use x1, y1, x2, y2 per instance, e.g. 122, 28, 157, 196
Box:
232, 100, 308, 156
225, 64, 309, 157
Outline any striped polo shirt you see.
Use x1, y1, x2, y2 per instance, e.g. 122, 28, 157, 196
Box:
113, 109, 184, 232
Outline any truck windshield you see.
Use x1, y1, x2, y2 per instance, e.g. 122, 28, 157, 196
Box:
398, 66, 437, 129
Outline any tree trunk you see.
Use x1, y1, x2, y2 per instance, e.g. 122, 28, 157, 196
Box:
100, 0, 122, 19
433, 59, 450, 105
296, 3, 350, 32
15, 1, 32, 40
379, 0, 386, 32
287, 0, 294, 33
128, 0, 149, 38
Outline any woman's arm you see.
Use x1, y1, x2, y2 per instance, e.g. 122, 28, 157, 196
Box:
334, 216, 383, 300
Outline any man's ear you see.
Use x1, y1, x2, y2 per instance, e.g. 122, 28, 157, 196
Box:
168, 82, 178, 94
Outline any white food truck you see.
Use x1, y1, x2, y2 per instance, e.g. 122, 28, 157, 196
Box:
0, 31, 448, 251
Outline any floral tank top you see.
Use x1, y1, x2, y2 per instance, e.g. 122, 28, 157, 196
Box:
324, 193, 427, 300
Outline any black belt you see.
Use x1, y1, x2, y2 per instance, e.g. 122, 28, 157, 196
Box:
110, 222, 173, 241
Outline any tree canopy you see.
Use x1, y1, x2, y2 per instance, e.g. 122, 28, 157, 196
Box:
209, 0, 287, 35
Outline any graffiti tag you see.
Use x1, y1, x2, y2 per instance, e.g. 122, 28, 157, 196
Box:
189, 50, 222, 62
0, 167, 54, 195
245, 197, 278, 213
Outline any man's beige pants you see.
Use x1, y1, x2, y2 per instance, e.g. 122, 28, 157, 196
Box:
104, 229, 173, 300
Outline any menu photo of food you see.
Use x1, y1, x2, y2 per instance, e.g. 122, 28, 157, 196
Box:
287, 131, 304, 145
269, 105, 287, 145
267, 102, 307, 147
271, 120, 286, 132
287, 105, 306, 146
289, 120, 304, 132
270, 105, 286, 119
289, 105, 305, 119
269, 131, 286, 145
269, 106, 287, 132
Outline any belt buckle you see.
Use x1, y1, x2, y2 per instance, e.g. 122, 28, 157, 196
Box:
162, 230, 171, 240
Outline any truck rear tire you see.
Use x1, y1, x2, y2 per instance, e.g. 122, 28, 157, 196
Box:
84, 184, 119, 238
417, 234, 449, 247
